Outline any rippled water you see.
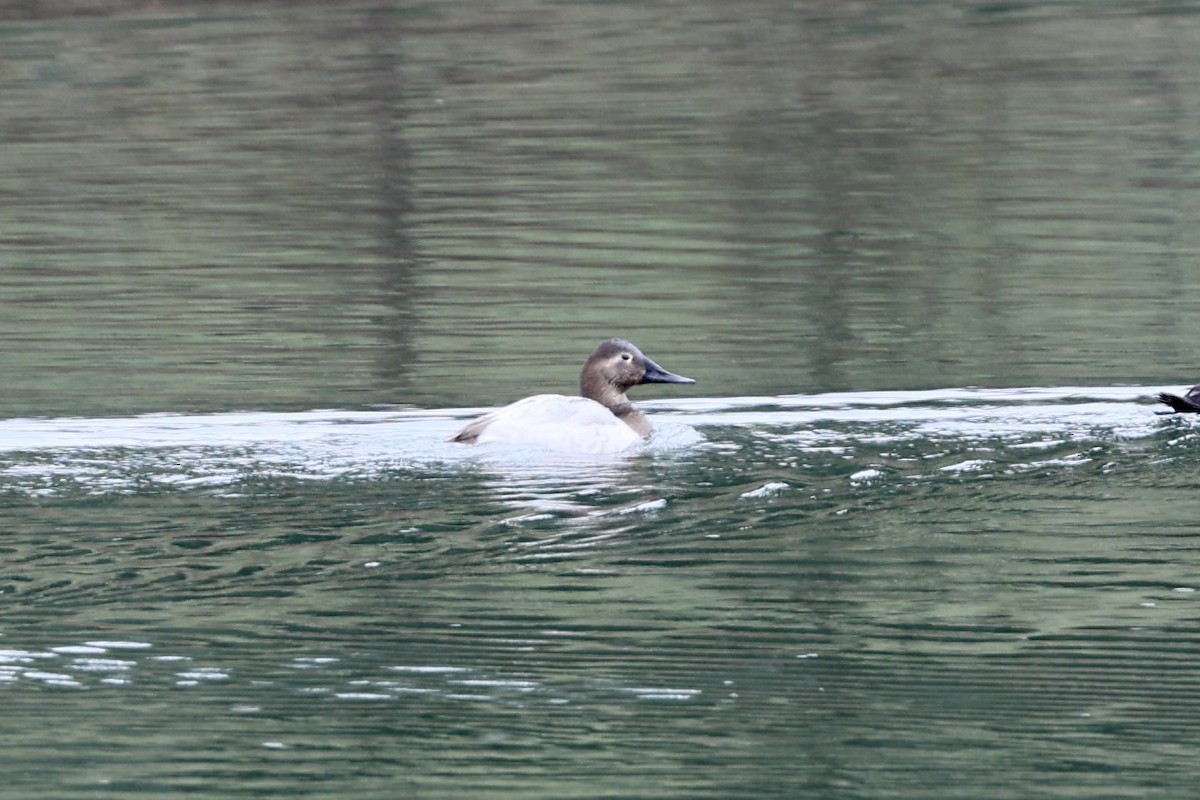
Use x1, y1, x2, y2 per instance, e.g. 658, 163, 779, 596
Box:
6, 388, 1200, 796
8, 1, 1200, 797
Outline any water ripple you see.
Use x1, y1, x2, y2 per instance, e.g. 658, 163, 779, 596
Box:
0, 385, 1177, 500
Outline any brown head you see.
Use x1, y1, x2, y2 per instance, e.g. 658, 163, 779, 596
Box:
578, 339, 694, 419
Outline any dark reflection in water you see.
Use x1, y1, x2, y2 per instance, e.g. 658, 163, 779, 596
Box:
5, 1, 1200, 798
3, 2, 1200, 418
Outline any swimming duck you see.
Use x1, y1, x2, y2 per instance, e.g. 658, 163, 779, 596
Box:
450, 338, 695, 452
1157, 385, 1200, 413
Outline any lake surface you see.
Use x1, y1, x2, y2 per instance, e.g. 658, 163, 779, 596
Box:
5, 2, 1200, 798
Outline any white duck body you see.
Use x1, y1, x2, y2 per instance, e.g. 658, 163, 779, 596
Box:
459, 394, 643, 454
451, 338, 694, 454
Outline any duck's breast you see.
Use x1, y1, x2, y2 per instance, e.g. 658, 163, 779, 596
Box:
467, 394, 642, 453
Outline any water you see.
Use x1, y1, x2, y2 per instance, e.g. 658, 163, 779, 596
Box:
5, 1, 1200, 797
5, 390, 1200, 797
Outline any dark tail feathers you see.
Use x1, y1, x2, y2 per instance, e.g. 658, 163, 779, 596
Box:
1158, 392, 1200, 413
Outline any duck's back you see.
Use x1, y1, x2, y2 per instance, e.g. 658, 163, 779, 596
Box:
452, 394, 642, 453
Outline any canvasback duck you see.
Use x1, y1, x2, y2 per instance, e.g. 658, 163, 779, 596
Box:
450, 338, 695, 452
1158, 385, 1200, 413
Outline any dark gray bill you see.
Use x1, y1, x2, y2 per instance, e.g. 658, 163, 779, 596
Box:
639, 357, 695, 385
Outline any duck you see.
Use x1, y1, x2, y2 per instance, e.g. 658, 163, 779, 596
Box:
450, 338, 695, 453
1157, 385, 1200, 413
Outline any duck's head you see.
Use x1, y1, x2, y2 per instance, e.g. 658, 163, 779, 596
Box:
580, 338, 694, 401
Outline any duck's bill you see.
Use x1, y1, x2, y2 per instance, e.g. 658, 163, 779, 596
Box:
640, 358, 695, 385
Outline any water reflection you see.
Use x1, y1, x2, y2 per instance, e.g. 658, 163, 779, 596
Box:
7, 1, 1200, 798
3, 4, 1200, 420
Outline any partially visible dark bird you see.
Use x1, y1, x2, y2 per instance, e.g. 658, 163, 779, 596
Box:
1157, 385, 1200, 413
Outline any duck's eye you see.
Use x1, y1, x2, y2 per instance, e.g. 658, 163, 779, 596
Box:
620, 353, 632, 361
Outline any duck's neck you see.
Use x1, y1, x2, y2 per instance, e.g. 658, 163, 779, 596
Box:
580, 375, 651, 438
615, 406, 651, 438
